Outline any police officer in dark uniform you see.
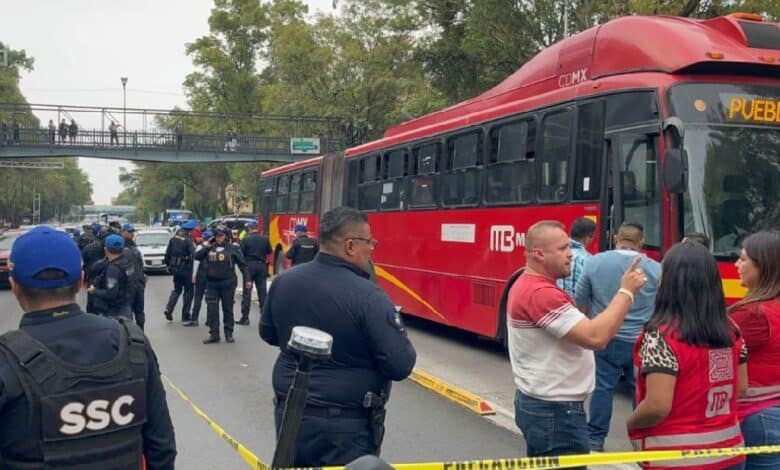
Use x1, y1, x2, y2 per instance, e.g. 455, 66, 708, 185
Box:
87, 234, 134, 319
185, 230, 213, 327
121, 223, 146, 330
196, 227, 247, 344
81, 223, 107, 314
163, 220, 197, 323
260, 207, 416, 466
76, 223, 94, 251
285, 224, 319, 266
0, 226, 176, 468
238, 221, 272, 325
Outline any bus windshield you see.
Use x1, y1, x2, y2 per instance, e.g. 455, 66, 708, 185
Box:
668, 83, 780, 259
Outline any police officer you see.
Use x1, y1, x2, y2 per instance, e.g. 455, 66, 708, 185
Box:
185, 230, 212, 327
81, 223, 108, 314
196, 227, 247, 344
163, 220, 197, 323
87, 234, 135, 319
238, 221, 271, 325
285, 224, 319, 266
76, 223, 93, 251
0, 226, 176, 468
260, 207, 416, 466
121, 223, 146, 330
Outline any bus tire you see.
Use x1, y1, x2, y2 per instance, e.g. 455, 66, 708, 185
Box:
496, 267, 526, 350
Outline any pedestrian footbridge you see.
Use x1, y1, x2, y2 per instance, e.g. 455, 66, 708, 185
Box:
0, 104, 348, 163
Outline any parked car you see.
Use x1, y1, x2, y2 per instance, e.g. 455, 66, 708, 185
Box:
0, 230, 27, 286
134, 229, 173, 273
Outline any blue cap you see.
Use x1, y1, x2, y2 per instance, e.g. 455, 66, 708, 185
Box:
246, 221, 257, 229
294, 224, 307, 232
121, 223, 135, 232
202, 230, 214, 239
91, 222, 102, 234
105, 234, 125, 252
182, 220, 198, 230
9, 226, 82, 289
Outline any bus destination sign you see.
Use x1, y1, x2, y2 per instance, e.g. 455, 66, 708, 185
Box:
725, 96, 780, 125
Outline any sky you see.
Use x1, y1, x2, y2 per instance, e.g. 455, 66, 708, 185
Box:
3, 0, 335, 205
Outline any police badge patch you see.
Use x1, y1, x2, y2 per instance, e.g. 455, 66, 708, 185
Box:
218, 253, 225, 262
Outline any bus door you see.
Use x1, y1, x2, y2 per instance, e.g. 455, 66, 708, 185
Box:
602, 129, 662, 259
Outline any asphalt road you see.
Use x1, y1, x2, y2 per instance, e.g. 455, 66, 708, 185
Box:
0, 275, 525, 468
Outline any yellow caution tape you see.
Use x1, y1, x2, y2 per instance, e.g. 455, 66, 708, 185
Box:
317, 445, 780, 470
161, 374, 271, 470
163, 373, 780, 470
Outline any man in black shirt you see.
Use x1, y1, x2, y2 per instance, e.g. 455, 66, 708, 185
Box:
260, 207, 416, 466
238, 221, 272, 325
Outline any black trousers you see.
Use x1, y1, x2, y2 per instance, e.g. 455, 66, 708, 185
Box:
132, 284, 145, 330
273, 401, 378, 467
165, 271, 193, 321
241, 261, 267, 317
190, 272, 207, 322
206, 278, 236, 337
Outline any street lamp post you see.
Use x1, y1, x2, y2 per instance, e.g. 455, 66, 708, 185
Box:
121, 77, 128, 146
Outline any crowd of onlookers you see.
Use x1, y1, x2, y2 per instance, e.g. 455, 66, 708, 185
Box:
508, 217, 780, 470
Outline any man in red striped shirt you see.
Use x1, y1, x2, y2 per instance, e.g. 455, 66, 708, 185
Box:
507, 220, 645, 464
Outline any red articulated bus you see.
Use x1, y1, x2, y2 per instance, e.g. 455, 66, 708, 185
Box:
261, 13, 780, 343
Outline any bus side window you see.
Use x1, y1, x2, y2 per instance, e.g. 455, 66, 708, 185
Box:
289, 173, 301, 213
261, 176, 275, 215
441, 131, 482, 207
358, 155, 381, 212
573, 101, 605, 201
275, 174, 290, 213
538, 109, 573, 202
486, 119, 536, 204
380, 149, 407, 211
300, 171, 317, 213
346, 159, 359, 208
409, 143, 439, 208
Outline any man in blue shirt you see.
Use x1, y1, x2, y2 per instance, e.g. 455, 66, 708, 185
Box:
558, 217, 596, 297
573, 222, 660, 452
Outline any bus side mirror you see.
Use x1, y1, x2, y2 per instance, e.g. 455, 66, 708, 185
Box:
663, 148, 686, 194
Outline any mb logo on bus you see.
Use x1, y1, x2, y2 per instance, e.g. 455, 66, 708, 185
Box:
490, 226, 526, 253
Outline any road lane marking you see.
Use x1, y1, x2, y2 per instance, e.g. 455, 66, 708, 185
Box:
410, 368, 496, 415
161, 374, 270, 470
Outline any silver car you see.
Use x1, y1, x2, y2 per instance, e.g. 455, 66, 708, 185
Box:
135, 229, 173, 273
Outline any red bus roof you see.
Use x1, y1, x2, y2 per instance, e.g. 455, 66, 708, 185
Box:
345, 13, 779, 157
261, 156, 324, 177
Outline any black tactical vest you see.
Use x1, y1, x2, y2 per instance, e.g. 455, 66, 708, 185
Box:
0, 318, 148, 469
167, 235, 192, 273
206, 245, 234, 280
291, 237, 318, 265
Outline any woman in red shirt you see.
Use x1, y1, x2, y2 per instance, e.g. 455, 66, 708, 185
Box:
628, 242, 747, 470
730, 230, 780, 470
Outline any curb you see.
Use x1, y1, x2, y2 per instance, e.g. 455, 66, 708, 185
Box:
409, 368, 496, 416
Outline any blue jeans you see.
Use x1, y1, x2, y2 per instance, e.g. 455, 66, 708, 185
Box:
588, 338, 635, 448
741, 405, 780, 469
515, 390, 588, 470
